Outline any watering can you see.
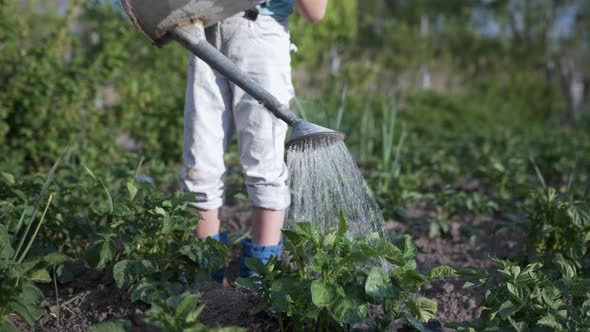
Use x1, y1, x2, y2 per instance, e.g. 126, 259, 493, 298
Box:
121, 0, 344, 149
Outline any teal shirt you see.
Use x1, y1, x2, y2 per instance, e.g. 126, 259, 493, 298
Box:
258, 0, 294, 20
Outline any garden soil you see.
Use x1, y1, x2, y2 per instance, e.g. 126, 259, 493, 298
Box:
10, 197, 520, 331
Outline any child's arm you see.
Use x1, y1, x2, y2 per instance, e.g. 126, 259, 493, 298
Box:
294, 0, 328, 24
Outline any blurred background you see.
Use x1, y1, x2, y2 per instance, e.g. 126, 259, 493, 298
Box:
1, 0, 589, 198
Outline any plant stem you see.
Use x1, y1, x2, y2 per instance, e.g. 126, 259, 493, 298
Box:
11, 203, 28, 245
18, 194, 53, 263
13, 146, 68, 262
53, 264, 61, 325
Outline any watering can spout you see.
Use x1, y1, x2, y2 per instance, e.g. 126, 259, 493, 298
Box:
121, 0, 345, 150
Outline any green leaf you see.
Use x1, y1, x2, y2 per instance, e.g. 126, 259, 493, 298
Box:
127, 181, 138, 201
554, 256, 576, 279
97, 240, 116, 269
131, 279, 162, 303
213, 328, 247, 332
402, 270, 427, 284
402, 235, 417, 260
378, 242, 404, 266
271, 277, 298, 312
85, 241, 102, 267
113, 260, 133, 288
0, 322, 20, 332
175, 293, 198, 320
90, 319, 131, 332
282, 229, 304, 246
30, 268, 52, 283
322, 232, 336, 248
82, 162, 114, 214
311, 280, 338, 307
365, 267, 396, 300
1, 172, 15, 184
42, 252, 70, 266
538, 315, 562, 329
404, 315, 430, 332
0, 224, 15, 259
153, 206, 167, 216
244, 257, 266, 276
186, 303, 206, 323
329, 286, 368, 324
235, 277, 261, 292
294, 222, 321, 247
20, 284, 44, 305
455, 267, 480, 277
508, 317, 528, 332
428, 265, 457, 279
12, 301, 44, 327
56, 261, 80, 284
161, 215, 172, 234
541, 287, 561, 310
9, 259, 41, 278
113, 260, 153, 288
506, 283, 521, 303
498, 300, 521, 320
337, 210, 347, 241
408, 297, 437, 321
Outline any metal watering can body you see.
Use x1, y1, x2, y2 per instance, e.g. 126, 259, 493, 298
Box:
121, 0, 257, 46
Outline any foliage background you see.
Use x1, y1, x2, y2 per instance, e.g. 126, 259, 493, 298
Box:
1, 0, 589, 174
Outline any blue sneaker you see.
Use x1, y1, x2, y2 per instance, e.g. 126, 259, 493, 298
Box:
239, 239, 282, 278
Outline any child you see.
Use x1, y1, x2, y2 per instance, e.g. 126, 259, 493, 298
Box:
182, 0, 328, 280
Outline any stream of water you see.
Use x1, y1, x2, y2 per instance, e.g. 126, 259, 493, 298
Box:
286, 139, 385, 236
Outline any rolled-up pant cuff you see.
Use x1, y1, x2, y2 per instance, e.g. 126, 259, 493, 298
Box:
247, 185, 290, 210
188, 198, 224, 211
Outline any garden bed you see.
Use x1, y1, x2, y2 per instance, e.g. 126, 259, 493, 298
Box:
10, 197, 521, 331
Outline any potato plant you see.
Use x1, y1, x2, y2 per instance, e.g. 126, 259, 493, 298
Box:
144, 292, 245, 332
237, 215, 457, 331
526, 187, 590, 270
84, 181, 228, 304
449, 258, 590, 331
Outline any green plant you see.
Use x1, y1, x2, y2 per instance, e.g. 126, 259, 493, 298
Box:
449, 258, 590, 331
143, 292, 245, 332
237, 215, 456, 331
1, 223, 70, 331
0, 152, 70, 330
425, 187, 498, 239
85, 181, 227, 303
526, 187, 590, 271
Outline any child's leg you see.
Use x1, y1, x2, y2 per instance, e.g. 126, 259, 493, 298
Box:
194, 208, 221, 238
252, 208, 285, 245
218, 14, 293, 276
222, 14, 293, 244
182, 26, 234, 235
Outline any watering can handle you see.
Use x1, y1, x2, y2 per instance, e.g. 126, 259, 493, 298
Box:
172, 24, 301, 126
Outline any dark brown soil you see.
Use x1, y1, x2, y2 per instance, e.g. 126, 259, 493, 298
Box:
10, 197, 523, 331
9, 263, 153, 332
389, 201, 522, 325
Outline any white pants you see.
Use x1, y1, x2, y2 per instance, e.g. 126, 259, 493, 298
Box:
182, 13, 293, 210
